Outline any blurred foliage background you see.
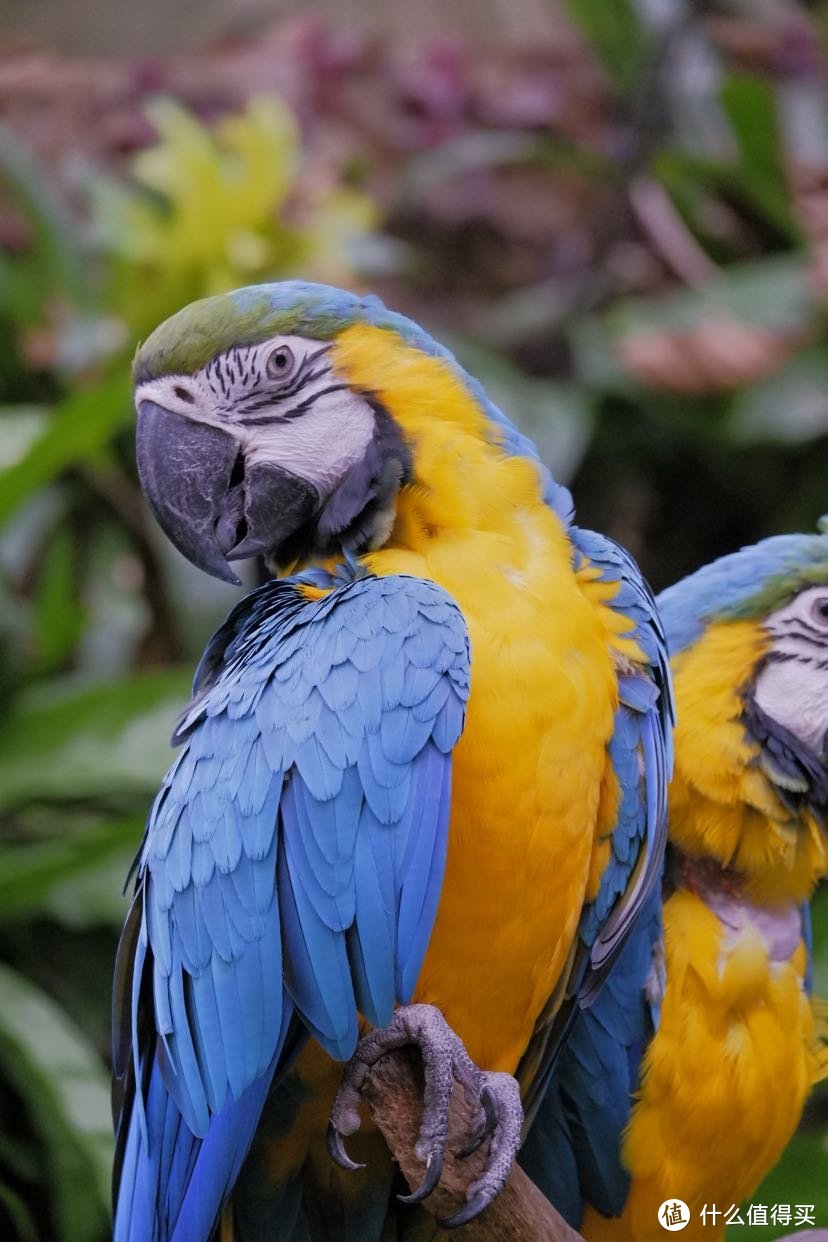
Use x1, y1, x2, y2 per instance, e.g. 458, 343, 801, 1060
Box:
0, 0, 827, 1237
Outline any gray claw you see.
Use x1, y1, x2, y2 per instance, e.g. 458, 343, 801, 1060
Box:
457, 1083, 499, 1158
397, 1150, 444, 1204
326, 1121, 365, 1171
327, 1005, 521, 1224
481, 1084, 499, 1131
438, 1189, 492, 1229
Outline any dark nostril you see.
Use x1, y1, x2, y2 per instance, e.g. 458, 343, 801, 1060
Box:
174, 385, 195, 404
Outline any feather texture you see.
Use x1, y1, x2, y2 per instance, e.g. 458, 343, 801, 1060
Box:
517, 528, 673, 1129
112, 571, 469, 1241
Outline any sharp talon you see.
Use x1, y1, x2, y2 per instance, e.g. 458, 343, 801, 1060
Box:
438, 1190, 492, 1229
457, 1081, 501, 1157
397, 1150, 444, 1204
480, 1083, 499, 1132
326, 1122, 365, 1171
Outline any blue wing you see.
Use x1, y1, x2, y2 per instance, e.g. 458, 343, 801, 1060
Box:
517, 529, 673, 1222
112, 570, 470, 1241
571, 529, 673, 999
520, 888, 664, 1223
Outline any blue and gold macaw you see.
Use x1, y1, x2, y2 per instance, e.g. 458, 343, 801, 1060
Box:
111, 281, 671, 1240
522, 527, 828, 1241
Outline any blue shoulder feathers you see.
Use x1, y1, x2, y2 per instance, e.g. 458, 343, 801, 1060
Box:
519, 530, 672, 1225
112, 571, 470, 1241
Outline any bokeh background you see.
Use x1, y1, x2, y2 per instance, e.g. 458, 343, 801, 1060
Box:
1, 0, 827, 1238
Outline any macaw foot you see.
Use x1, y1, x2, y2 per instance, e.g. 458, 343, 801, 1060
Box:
326, 1002, 523, 1229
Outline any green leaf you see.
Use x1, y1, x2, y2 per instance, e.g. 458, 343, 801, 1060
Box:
810, 882, 828, 1002
730, 346, 828, 445
0, 371, 132, 530
720, 74, 798, 237
0, 667, 191, 808
0, 963, 111, 1240
0, 1180, 38, 1242
564, 0, 651, 93
0, 124, 89, 320
32, 528, 85, 676
726, 1125, 828, 1234
573, 254, 814, 393
721, 75, 781, 186
619, 254, 811, 335
44, 843, 135, 929
0, 407, 49, 470
0, 814, 141, 924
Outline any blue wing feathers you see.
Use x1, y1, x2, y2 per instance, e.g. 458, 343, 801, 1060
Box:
350, 808, 397, 1025
113, 571, 470, 1240
522, 892, 663, 1224
519, 529, 672, 1225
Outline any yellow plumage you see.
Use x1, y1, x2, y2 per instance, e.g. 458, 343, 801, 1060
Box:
668, 622, 826, 901
257, 321, 648, 1191
583, 619, 827, 1242
333, 322, 637, 1070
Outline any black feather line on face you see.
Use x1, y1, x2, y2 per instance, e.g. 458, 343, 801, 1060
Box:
271, 396, 412, 570
742, 688, 828, 816
239, 382, 349, 426
234, 345, 335, 423
317, 398, 412, 544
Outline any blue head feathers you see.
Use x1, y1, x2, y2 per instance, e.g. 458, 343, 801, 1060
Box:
657, 520, 828, 655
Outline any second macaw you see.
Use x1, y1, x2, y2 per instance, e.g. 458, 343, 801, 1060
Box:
111, 281, 671, 1240
522, 526, 828, 1240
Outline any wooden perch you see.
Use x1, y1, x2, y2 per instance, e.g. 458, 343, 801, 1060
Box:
362, 1047, 584, 1240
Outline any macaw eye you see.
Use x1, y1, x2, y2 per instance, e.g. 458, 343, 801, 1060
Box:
809, 596, 828, 625
266, 345, 297, 383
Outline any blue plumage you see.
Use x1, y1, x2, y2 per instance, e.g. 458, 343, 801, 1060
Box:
520, 890, 663, 1225
572, 530, 672, 977
121, 278, 677, 1239
160, 279, 576, 526
657, 527, 828, 654
112, 570, 470, 1241
517, 529, 672, 1221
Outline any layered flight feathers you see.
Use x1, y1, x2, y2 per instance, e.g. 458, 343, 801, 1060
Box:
525, 528, 828, 1234
657, 526, 828, 655
112, 570, 470, 1241
517, 530, 673, 1134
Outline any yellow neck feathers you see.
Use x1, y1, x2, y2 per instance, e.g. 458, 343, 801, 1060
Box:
669, 620, 826, 902
331, 322, 556, 550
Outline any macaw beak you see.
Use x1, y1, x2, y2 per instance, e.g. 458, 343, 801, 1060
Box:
135, 401, 319, 584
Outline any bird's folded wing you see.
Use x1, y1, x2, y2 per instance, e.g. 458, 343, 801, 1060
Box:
112, 572, 470, 1241
517, 529, 673, 1157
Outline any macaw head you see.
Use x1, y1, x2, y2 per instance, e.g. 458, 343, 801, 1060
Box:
132, 281, 561, 583
658, 523, 828, 865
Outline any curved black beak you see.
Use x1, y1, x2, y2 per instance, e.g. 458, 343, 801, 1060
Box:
136, 401, 319, 584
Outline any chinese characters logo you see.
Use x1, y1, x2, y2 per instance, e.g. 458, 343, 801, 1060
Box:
658, 1199, 690, 1231
658, 1200, 818, 1231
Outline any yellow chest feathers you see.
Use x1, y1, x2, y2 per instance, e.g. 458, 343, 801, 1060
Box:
594, 885, 818, 1242
668, 621, 827, 903
329, 322, 643, 1067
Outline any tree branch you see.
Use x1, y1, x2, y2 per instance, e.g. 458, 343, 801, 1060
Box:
362, 1048, 584, 1240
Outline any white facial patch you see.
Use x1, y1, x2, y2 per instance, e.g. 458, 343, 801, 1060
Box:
752, 585, 828, 753
753, 658, 828, 753
134, 371, 218, 425
240, 387, 375, 494
135, 334, 377, 499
